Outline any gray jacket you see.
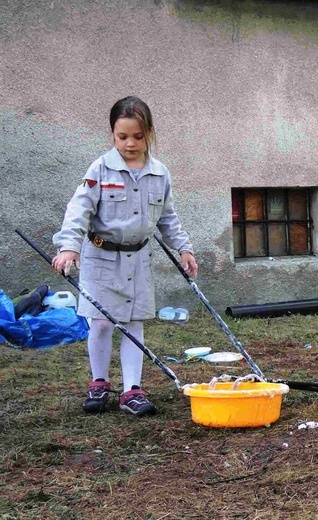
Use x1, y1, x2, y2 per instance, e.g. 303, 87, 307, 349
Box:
53, 148, 193, 321
53, 147, 193, 254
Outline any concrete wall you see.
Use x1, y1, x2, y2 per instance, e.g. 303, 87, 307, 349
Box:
1, 0, 318, 312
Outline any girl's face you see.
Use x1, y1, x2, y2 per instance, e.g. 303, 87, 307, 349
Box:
113, 117, 148, 167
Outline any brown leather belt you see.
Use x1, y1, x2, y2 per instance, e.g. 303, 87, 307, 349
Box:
88, 232, 148, 252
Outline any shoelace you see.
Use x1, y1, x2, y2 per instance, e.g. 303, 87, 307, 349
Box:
126, 394, 149, 408
134, 393, 148, 403
89, 386, 109, 398
131, 394, 149, 405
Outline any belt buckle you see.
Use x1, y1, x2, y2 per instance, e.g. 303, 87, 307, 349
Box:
93, 236, 103, 248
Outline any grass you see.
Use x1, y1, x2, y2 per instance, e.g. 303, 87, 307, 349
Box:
0, 308, 317, 519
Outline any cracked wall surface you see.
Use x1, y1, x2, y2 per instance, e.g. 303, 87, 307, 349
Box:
1, 0, 318, 311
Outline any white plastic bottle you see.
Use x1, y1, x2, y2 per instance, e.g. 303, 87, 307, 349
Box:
43, 291, 77, 310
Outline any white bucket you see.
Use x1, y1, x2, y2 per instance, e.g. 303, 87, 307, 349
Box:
43, 291, 77, 310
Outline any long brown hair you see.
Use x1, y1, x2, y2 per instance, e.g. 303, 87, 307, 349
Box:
110, 96, 156, 156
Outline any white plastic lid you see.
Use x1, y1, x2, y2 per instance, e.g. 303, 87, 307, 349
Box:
204, 352, 243, 363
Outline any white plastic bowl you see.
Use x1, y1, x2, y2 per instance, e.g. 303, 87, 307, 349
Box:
184, 347, 211, 358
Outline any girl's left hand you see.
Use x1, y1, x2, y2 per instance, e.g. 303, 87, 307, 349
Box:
181, 252, 198, 278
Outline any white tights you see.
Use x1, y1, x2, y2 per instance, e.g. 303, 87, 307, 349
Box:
87, 319, 144, 392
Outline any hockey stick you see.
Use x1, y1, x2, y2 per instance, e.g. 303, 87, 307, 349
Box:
225, 375, 318, 392
15, 229, 183, 390
154, 233, 318, 392
154, 233, 265, 379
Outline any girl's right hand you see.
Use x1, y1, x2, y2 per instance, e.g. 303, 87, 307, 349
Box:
52, 251, 80, 275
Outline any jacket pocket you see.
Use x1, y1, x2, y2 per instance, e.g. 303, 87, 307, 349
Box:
100, 190, 127, 220
148, 192, 164, 223
84, 241, 117, 260
82, 242, 117, 281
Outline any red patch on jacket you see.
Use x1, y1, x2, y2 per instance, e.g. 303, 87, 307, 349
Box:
101, 182, 125, 189
86, 179, 98, 188
81, 179, 97, 188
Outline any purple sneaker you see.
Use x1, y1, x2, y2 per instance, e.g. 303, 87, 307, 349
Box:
120, 386, 157, 416
83, 380, 110, 413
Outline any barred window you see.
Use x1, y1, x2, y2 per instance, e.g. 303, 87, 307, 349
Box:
232, 188, 313, 258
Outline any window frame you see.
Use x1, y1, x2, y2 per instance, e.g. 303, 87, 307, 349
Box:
232, 187, 313, 258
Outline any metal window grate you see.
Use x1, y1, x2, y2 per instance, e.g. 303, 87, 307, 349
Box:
232, 188, 313, 258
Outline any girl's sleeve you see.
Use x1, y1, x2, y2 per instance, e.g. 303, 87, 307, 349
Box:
52, 159, 102, 253
156, 169, 194, 255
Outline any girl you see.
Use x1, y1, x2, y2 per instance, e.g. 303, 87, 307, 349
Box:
52, 96, 198, 416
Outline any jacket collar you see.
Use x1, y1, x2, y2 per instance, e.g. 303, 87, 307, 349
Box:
103, 147, 164, 176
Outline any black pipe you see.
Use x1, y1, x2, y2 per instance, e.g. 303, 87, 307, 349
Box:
226, 298, 318, 319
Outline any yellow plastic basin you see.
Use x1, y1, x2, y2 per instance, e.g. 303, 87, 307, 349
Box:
183, 381, 289, 428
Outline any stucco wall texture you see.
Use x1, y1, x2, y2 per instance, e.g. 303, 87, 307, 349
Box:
1, 0, 318, 312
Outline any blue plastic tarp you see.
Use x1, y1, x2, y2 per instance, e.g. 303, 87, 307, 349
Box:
0, 289, 89, 348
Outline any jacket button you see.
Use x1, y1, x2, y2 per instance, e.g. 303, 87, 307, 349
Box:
128, 277, 132, 281
126, 299, 131, 303
127, 254, 131, 257
110, 195, 114, 198
158, 198, 162, 202
134, 210, 139, 214
134, 188, 138, 192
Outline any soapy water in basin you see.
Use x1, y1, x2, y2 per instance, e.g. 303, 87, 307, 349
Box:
182, 374, 290, 428
183, 373, 266, 391
182, 374, 289, 397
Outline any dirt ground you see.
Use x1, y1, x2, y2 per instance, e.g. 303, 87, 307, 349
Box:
0, 318, 317, 519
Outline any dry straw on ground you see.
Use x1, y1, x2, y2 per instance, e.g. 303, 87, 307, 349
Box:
0, 311, 317, 519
